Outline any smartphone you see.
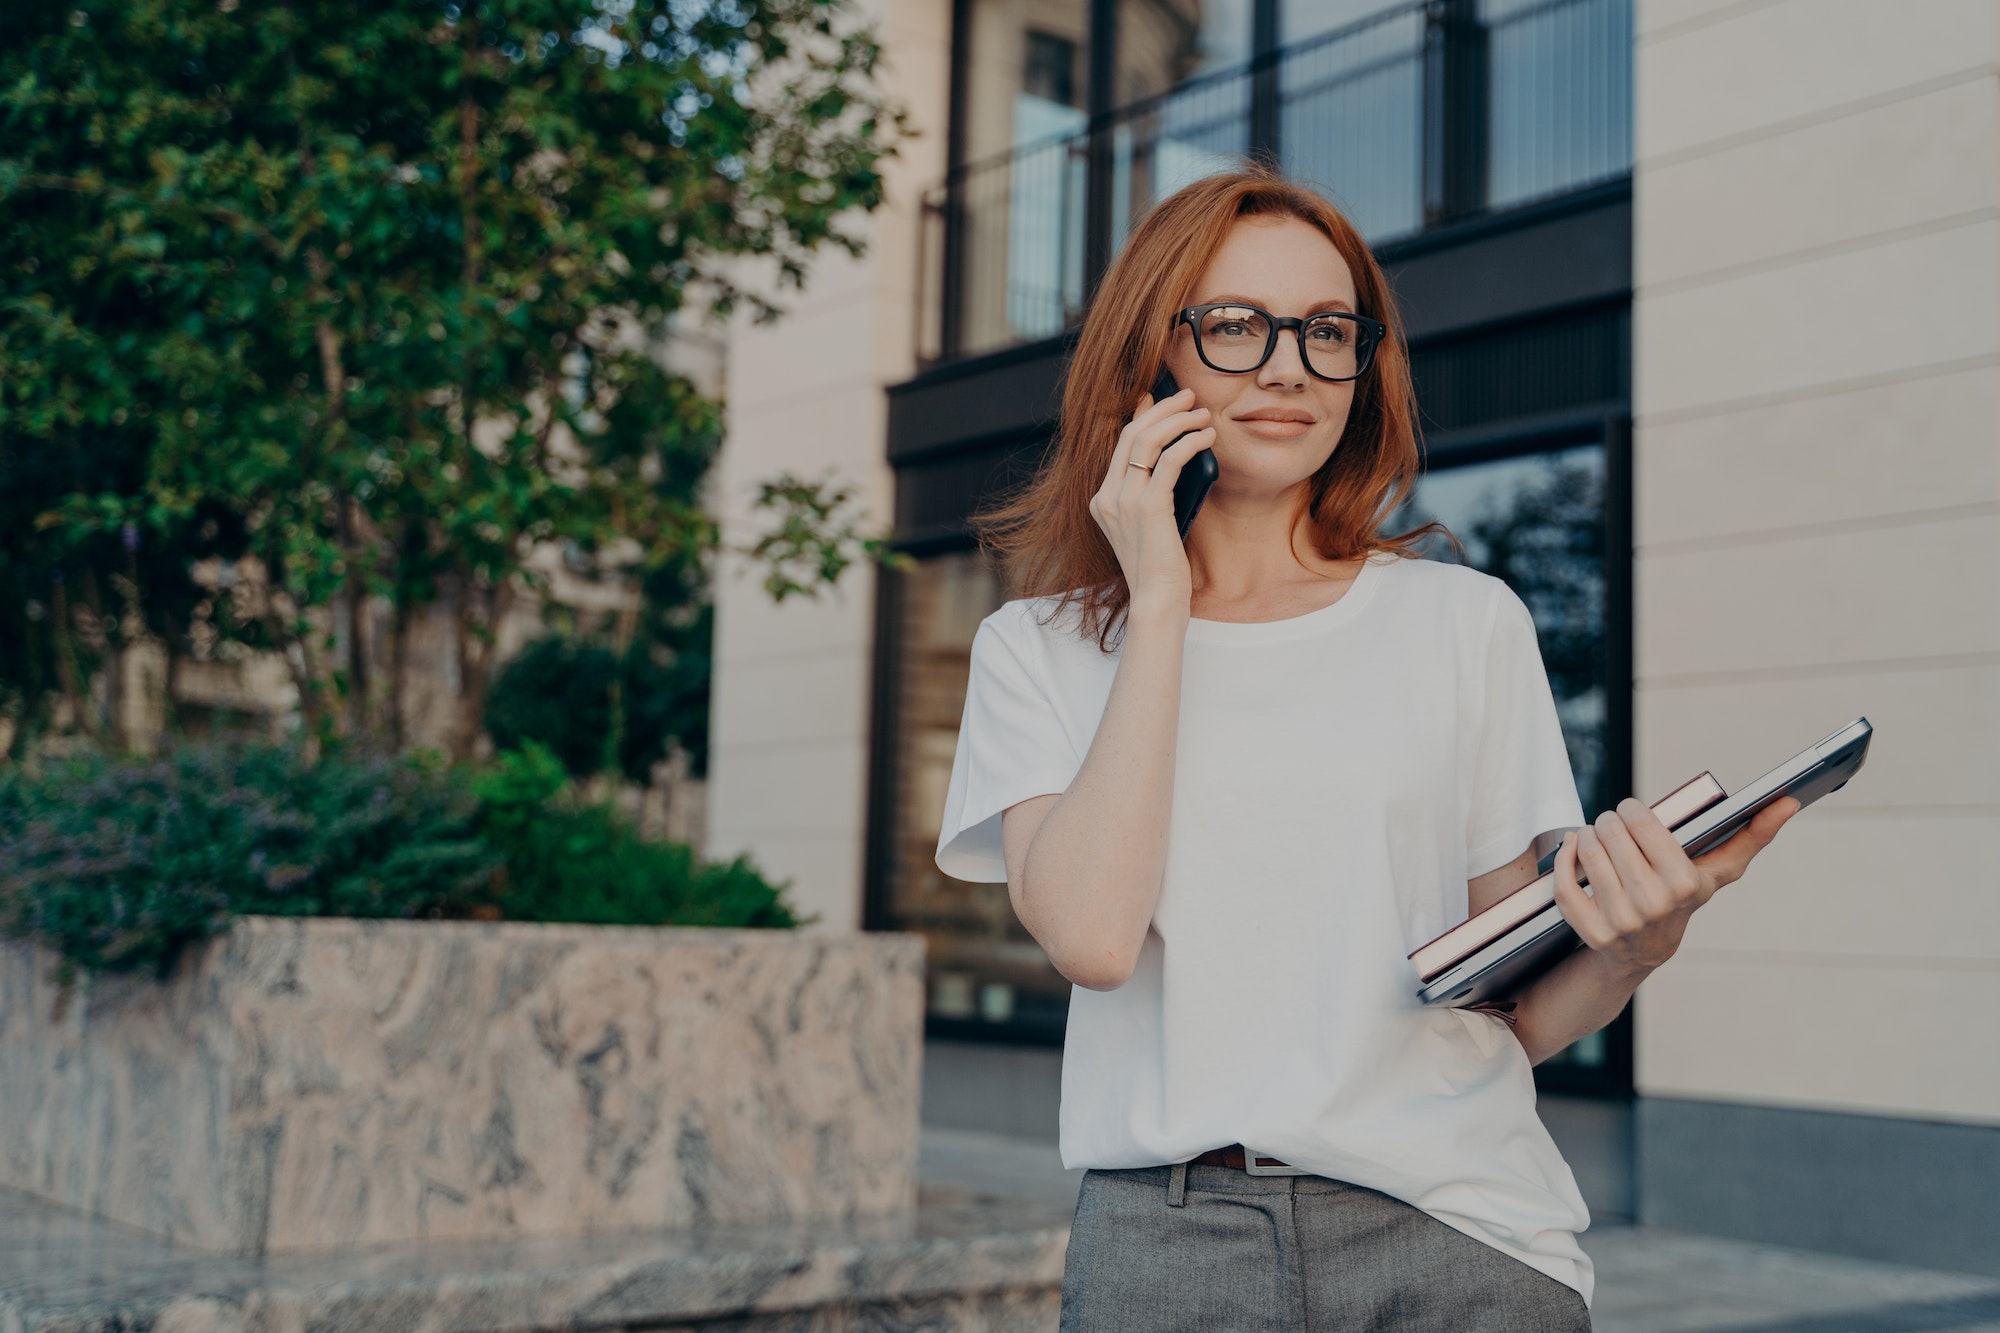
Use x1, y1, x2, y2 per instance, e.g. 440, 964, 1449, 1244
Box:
1151, 368, 1218, 539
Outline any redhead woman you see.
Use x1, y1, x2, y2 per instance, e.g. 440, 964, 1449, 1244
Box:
933, 169, 1796, 1331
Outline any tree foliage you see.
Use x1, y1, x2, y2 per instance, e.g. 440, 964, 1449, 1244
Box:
0, 0, 901, 751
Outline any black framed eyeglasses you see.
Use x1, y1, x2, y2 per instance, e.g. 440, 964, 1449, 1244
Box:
1174, 303, 1387, 383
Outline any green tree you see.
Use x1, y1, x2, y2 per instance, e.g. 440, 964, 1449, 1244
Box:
1, 0, 901, 752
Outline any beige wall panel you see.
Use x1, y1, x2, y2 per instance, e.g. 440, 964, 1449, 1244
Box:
730, 296, 891, 407
711, 563, 881, 661
1635, 219, 1999, 419
1634, 663, 2000, 812
709, 829, 870, 933
1637, 0, 1755, 41
1676, 811, 2000, 962
720, 380, 892, 482
1637, 0, 1994, 164
1635, 0, 2000, 1130
1636, 363, 1999, 548
869, 7, 951, 306
705, 648, 872, 750
1637, 77, 1998, 291
1636, 957, 2000, 1123
1634, 511, 2000, 679
707, 0, 952, 932
709, 739, 872, 839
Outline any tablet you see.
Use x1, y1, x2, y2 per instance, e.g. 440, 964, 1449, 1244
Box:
1417, 718, 1873, 1009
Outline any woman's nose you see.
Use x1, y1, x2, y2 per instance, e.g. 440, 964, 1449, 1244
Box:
1256, 333, 1309, 390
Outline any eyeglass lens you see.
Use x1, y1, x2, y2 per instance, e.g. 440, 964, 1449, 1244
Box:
1193, 306, 1367, 379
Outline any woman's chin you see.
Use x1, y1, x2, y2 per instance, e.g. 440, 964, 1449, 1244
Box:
1208, 442, 1338, 498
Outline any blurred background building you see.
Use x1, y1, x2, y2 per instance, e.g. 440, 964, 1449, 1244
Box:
707, 0, 1999, 1277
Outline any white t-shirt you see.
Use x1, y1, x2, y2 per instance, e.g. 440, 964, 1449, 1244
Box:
935, 553, 1595, 1301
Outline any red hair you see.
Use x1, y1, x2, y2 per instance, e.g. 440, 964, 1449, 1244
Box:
976, 166, 1433, 647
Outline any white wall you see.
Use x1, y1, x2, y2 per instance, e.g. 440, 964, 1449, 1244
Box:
1632, 0, 2000, 1123
705, 0, 952, 931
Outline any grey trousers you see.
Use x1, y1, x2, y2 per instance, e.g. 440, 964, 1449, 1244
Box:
1060, 1165, 1591, 1332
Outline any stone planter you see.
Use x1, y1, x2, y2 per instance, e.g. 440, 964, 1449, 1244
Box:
0, 917, 923, 1256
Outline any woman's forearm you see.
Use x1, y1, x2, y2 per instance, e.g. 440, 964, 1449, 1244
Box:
1507, 945, 1651, 1066
1013, 597, 1189, 990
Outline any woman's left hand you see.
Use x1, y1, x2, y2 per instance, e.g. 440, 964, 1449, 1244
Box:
1551, 796, 1801, 976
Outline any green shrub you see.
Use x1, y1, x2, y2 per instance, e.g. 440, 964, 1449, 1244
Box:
485, 610, 712, 784
0, 742, 794, 979
484, 638, 626, 780
0, 744, 495, 978
471, 745, 796, 930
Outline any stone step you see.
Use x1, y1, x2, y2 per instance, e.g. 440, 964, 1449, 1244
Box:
0, 1186, 1068, 1333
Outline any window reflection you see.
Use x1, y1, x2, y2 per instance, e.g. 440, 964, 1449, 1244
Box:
1398, 442, 1614, 1075
958, 3, 1092, 347
1279, 5, 1427, 240
1191, 0, 1254, 71
1399, 444, 1610, 819
959, 1, 1254, 348
962, 2, 1091, 165
1282, 0, 1406, 43
1482, 0, 1635, 210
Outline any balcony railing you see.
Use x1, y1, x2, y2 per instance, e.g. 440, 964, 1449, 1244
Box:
917, 0, 1632, 365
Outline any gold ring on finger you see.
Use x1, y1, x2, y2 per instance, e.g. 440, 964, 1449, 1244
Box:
1128, 461, 1153, 472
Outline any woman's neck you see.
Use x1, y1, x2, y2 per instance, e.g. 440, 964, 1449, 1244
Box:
1182, 485, 1364, 622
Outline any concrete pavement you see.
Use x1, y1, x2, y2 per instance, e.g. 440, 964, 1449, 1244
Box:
918, 1126, 2000, 1332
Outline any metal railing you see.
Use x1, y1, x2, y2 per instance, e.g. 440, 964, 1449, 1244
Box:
917, 0, 1631, 364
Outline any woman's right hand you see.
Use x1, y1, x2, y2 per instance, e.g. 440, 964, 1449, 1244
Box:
1014, 388, 1209, 991
1088, 388, 1215, 612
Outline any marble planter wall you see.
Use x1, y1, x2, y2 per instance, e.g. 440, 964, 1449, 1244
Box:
0, 918, 924, 1256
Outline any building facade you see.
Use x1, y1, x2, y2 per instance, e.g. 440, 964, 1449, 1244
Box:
707, 0, 2000, 1272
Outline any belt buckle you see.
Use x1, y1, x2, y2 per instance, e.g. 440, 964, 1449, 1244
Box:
1240, 1147, 1309, 1177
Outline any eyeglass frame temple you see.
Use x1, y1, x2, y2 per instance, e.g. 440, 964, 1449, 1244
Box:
1172, 303, 1387, 383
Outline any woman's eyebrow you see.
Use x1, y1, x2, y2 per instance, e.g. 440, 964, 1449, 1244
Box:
1200, 293, 1356, 314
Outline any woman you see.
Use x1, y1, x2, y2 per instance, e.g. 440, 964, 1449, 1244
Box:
934, 169, 1795, 1331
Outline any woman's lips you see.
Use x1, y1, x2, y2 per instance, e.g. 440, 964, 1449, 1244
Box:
1234, 415, 1316, 440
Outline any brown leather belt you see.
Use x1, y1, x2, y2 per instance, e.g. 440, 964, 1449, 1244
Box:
1189, 1144, 1300, 1172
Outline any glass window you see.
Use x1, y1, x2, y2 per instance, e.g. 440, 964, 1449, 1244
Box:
956, 2, 1092, 351
962, 1, 1092, 166
1023, 29, 1079, 107
961, 0, 1250, 166
1396, 440, 1619, 1079
1278, 3, 1427, 241
1281, 0, 1405, 43
880, 551, 1071, 1041
1106, 1, 1254, 258
1114, 0, 1210, 106
1398, 444, 1610, 817
954, 2, 1257, 354
1191, 0, 1254, 72
1482, 0, 1634, 210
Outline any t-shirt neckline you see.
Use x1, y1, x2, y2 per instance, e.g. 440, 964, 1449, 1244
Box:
1182, 551, 1391, 644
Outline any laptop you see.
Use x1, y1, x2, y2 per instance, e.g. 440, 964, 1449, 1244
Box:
1417, 718, 1874, 1008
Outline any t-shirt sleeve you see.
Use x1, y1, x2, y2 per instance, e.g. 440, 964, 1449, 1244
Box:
1465, 584, 1588, 877
935, 611, 1083, 884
